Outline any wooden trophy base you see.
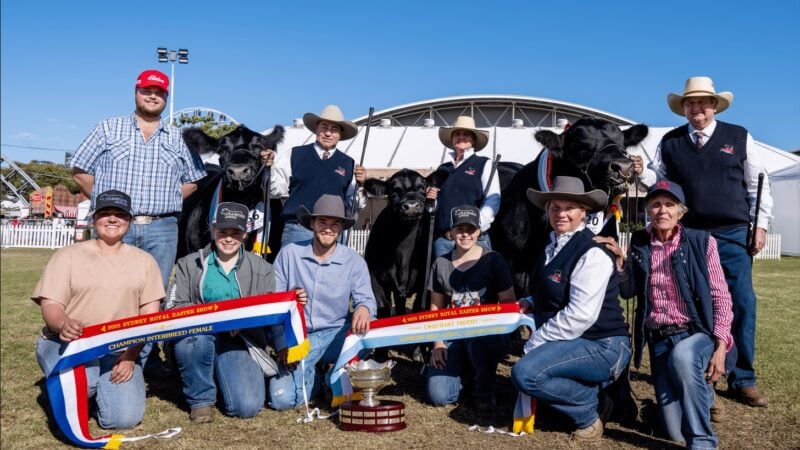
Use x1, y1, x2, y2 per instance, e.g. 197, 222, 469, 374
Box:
339, 400, 407, 432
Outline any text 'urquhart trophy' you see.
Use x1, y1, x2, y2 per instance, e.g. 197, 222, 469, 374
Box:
339, 360, 406, 432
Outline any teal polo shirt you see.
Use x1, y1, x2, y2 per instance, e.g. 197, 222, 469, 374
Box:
202, 250, 242, 302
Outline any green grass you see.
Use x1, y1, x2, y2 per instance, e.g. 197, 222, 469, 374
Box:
1, 249, 799, 449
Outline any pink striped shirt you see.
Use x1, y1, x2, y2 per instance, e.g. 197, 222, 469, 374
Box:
646, 225, 734, 350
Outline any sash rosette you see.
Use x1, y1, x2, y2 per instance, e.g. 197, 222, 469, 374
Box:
327, 303, 538, 433
46, 291, 308, 448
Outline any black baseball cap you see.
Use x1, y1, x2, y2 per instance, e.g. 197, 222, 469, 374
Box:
93, 190, 132, 216
450, 204, 481, 229
214, 202, 248, 231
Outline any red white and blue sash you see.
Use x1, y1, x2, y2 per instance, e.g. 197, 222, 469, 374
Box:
46, 291, 308, 448
327, 304, 537, 432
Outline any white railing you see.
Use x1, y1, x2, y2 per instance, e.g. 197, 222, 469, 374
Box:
0, 224, 77, 249
618, 232, 781, 261
348, 229, 370, 256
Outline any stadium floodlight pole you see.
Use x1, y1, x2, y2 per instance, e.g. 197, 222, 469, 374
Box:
157, 47, 189, 125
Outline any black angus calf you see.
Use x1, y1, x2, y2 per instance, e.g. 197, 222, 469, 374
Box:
178, 125, 285, 259
363, 168, 449, 318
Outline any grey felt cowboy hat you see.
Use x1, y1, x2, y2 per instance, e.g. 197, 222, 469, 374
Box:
667, 76, 733, 116
302, 104, 359, 141
526, 176, 608, 213
297, 194, 356, 230
438, 116, 490, 151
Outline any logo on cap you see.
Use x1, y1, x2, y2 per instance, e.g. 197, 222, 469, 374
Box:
219, 206, 246, 220
655, 180, 671, 190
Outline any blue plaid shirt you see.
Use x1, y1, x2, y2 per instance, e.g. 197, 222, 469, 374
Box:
70, 114, 206, 215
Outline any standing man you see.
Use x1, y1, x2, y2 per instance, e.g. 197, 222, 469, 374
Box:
70, 69, 207, 376
265, 105, 368, 247
267, 195, 376, 410
649, 76, 773, 407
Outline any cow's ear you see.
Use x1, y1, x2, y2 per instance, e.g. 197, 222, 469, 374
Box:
364, 178, 389, 197
426, 168, 450, 189
534, 130, 563, 156
183, 128, 219, 155
264, 125, 285, 152
623, 124, 649, 148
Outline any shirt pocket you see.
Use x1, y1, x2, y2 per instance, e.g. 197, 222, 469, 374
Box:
105, 139, 130, 167
157, 146, 183, 179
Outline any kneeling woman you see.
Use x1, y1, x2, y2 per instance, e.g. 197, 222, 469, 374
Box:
168, 202, 302, 423
511, 177, 631, 442
427, 205, 516, 410
600, 180, 732, 449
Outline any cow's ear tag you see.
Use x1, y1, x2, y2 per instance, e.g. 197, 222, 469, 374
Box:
585, 211, 604, 235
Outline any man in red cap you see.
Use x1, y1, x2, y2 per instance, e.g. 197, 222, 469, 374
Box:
69, 69, 207, 381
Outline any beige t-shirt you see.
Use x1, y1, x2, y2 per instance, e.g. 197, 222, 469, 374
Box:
31, 240, 165, 327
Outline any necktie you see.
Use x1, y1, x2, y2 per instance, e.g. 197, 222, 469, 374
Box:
322, 150, 330, 160
694, 131, 705, 148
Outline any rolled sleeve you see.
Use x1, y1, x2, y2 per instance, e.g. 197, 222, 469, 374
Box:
350, 257, 377, 319
706, 236, 734, 351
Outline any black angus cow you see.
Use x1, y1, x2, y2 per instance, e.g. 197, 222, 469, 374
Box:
178, 125, 285, 259
363, 168, 449, 318
490, 117, 648, 298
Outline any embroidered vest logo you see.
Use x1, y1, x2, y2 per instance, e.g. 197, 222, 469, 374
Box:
720, 145, 735, 155
335, 167, 346, 176
465, 168, 477, 175
548, 270, 563, 283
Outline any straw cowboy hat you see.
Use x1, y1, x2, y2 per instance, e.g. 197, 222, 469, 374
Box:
667, 76, 733, 116
438, 116, 490, 151
303, 104, 359, 140
297, 194, 356, 230
526, 176, 608, 213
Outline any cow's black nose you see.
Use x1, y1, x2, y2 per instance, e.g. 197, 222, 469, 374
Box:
402, 201, 420, 212
610, 158, 634, 178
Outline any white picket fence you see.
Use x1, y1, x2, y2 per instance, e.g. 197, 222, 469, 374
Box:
0, 224, 77, 249
618, 232, 781, 260
0, 224, 782, 260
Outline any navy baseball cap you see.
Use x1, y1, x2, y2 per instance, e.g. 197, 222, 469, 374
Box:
214, 202, 248, 231
450, 204, 481, 229
646, 179, 686, 204
93, 190, 132, 216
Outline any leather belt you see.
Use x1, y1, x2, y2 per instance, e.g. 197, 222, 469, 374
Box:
132, 212, 178, 225
650, 323, 690, 340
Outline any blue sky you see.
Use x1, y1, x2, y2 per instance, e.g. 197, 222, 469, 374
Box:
2, 1, 799, 164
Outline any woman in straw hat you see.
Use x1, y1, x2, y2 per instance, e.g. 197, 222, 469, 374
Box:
265, 104, 368, 247
510, 176, 630, 443
648, 76, 772, 408
426, 116, 501, 258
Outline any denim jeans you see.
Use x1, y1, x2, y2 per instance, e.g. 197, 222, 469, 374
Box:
123, 216, 178, 374
280, 222, 314, 249
711, 225, 757, 389
173, 334, 266, 418
269, 325, 351, 410
511, 335, 631, 429
427, 334, 508, 406
36, 336, 145, 429
432, 233, 492, 259
649, 331, 717, 449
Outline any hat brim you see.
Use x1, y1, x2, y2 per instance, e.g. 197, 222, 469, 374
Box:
525, 188, 608, 213
667, 91, 732, 116
297, 205, 356, 231
303, 113, 358, 141
438, 127, 490, 151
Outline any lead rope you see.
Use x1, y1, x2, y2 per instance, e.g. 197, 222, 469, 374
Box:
296, 359, 338, 423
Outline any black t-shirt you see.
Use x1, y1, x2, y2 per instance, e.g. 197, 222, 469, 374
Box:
428, 249, 514, 307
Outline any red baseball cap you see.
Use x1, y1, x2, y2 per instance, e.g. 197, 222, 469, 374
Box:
136, 69, 169, 94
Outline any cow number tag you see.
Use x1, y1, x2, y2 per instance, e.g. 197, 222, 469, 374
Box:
585, 211, 604, 235
246, 202, 266, 233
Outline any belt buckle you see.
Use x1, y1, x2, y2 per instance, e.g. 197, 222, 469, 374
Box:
133, 215, 153, 225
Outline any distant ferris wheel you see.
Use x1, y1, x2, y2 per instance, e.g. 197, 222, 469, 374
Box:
171, 107, 240, 129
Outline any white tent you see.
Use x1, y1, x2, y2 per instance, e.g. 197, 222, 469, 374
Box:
770, 163, 800, 256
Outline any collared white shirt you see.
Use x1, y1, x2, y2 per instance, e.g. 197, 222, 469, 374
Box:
647, 119, 773, 229
269, 142, 366, 210
443, 148, 501, 232
524, 224, 614, 353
